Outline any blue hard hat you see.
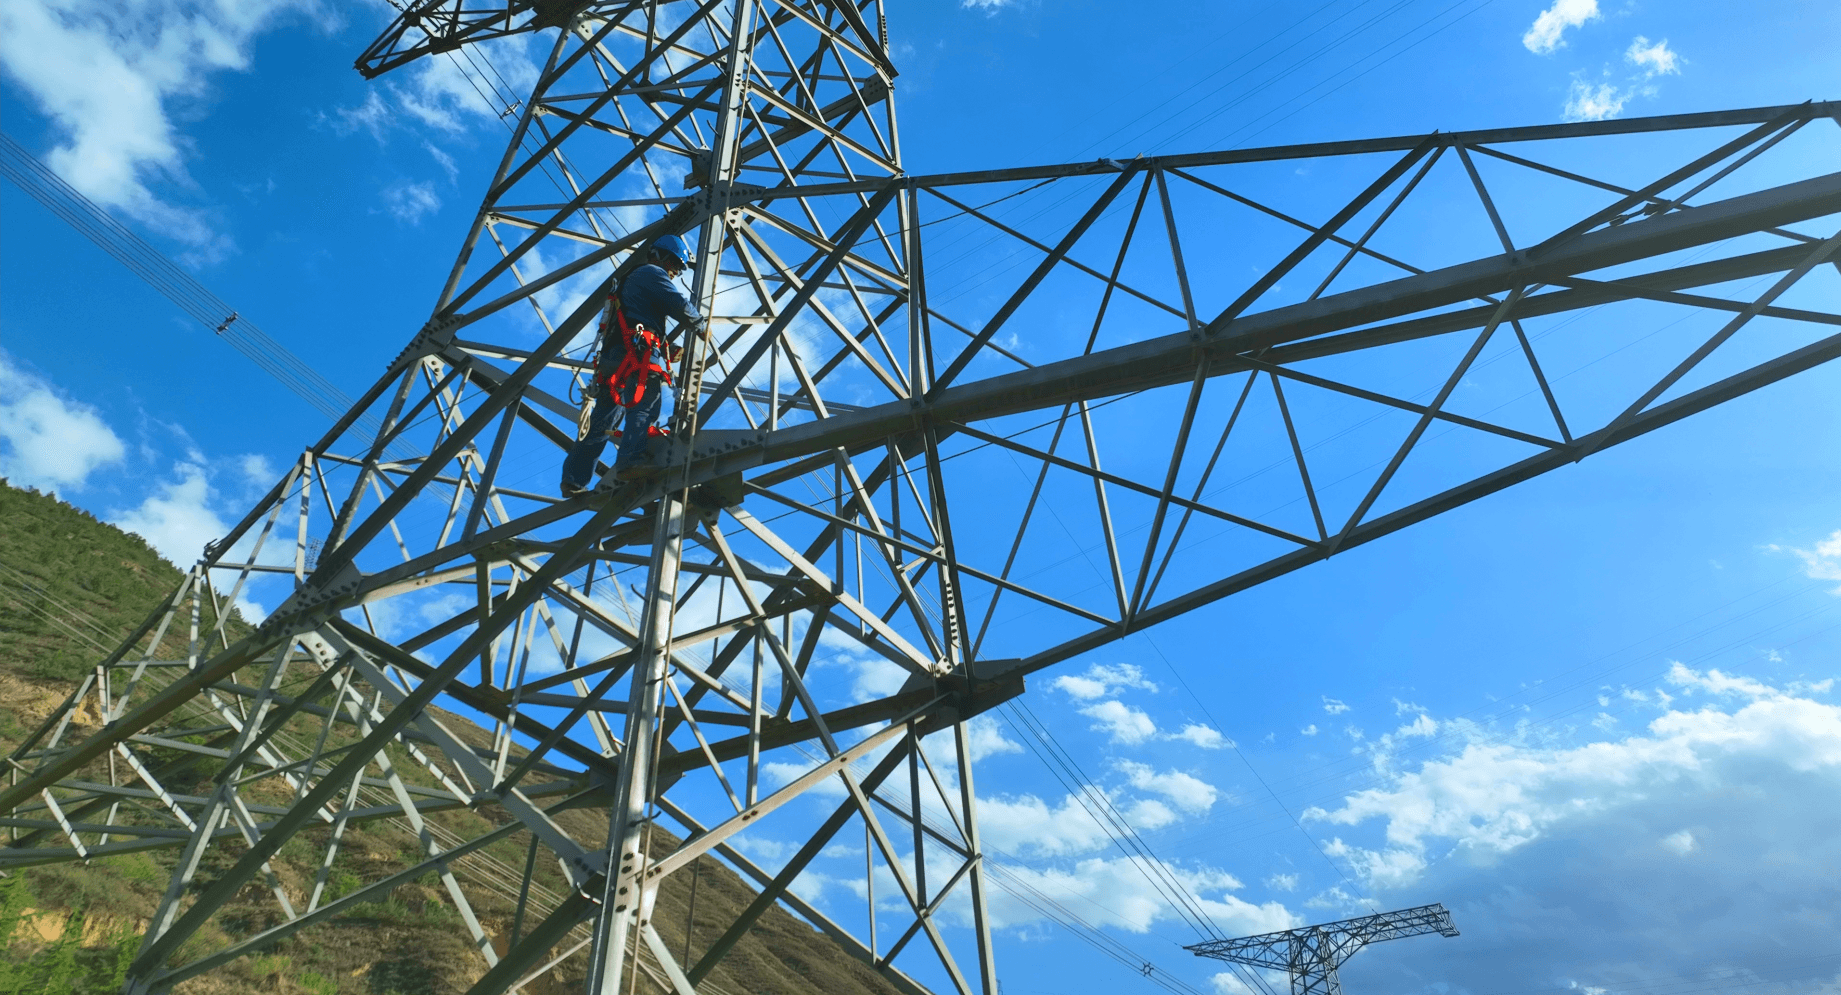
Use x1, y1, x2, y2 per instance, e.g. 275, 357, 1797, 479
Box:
650, 234, 693, 268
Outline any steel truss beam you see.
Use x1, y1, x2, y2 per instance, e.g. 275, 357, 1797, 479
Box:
5, 4, 1838, 994
1188, 903, 1460, 995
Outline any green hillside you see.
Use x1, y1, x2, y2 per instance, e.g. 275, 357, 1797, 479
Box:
0, 480, 902, 995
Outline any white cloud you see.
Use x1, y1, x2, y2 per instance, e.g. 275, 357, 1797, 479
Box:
1322, 696, 1351, 715
1522, 0, 1600, 54
331, 90, 391, 142
1210, 973, 1261, 995
379, 180, 441, 225
1052, 662, 1158, 700
110, 459, 231, 566
1787, 531, 1841, 595
1264, 872, 1299, 892
1306, 665, 1841, 883
988, 856, 1289, 938
977, 791, 1112, 857
1301, 723, 1319, 736
1625, 36, 1681, 78
1563, 79, 1628, 122
425, 142, 460, 184
395, 36, 535, 132
237, 454, 274, 486
963, 714, 1024, 762
0, 352, 125, 492
1080, 700, 1157, 744
1316, 667, 1841, 989
1117, 761, 1219, 815
0, 0, 325, 255
1124, 797, 1179, 831
1171, 723, 1228, 749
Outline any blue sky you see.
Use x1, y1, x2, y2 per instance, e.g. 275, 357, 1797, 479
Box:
2, 1, 1840, 994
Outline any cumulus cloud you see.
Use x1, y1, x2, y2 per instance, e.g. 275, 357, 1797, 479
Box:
1625, 36, 1681, 78
1080, 700, 1157, 744
1554, 36, 1686, 124
988, 856, 1291, 938
1117, 761, 1219, 815
963, 714, 1024, 762
1053, 662, 1158, 700
1299, 666, 1841, 990
0, 0, 326, 256
110, 458, 232, 566
1522, 0, 1599, 54
1301, 723, 1319, 736
977, 791, 1112, 857
332, 90, 391, 142
1309, 665, 1841, 862
1171, 723, 1228, 749
1209, 973, 1263, 995
1784, 530, 1841, 595
0, 352, 125, 492
1563, 78, 1628, 122
1322, 696, 1351, 715
379, 180, 441, 224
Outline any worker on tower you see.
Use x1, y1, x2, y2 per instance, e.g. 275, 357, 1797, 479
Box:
560, 233, 707, 496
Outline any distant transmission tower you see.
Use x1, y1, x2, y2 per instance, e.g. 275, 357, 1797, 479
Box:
2, 1, 1837, 993
1188, 904, 1460, 994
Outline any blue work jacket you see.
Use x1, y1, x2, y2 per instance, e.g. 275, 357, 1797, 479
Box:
620, 263, 702, 342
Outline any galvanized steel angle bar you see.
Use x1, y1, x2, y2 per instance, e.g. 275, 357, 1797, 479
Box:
1538, 275, 1841, 326
922, 183, 1186, 321
483, 2, 714, 203
651, 792, 939, 995
1588, 229, 1841, 449
728, 505, 935, 674
1331, 286, 1529, 550
703, 183, 903, 420
159, 817, 532, 988
1529, 106, 1811, 257
443, 81, 723, 318
735, 198, 909, 295
1308, 146, 1447, 303
931, 166, 1142, 394
1466, 139, 1821, 246
1017, 323, 1841, 677
947, 421, 1315, 549
1212, 136, 1439, 331
686, 735, 911, 985
647, 706, 927, 881
130, 497, 629, 977
1241, 355, 1563, 449
744, 71, 896, 172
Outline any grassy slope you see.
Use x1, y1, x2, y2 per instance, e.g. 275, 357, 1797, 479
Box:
0, 481, 902, 995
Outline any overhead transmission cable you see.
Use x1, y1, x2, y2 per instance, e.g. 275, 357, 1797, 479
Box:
0, 130, 411, 462
771, 732, 1258, 995
999, 702, 1280, 995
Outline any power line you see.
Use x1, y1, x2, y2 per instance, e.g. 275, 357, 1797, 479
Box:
0, 130, 408, 461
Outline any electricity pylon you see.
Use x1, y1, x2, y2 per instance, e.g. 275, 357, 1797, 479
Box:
1188, 904, 1460, 994
2, 2, 1837, 994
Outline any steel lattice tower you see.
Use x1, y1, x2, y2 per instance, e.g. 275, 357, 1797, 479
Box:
1188, 904, 1461, 994
2, 2, 1838, 993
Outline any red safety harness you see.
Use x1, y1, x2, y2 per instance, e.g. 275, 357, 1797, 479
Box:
600, 295, 679, 408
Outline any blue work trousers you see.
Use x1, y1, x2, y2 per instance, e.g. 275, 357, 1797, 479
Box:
560, 373, 663, 490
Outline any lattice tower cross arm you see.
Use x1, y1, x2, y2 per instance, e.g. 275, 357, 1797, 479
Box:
1185, 904, 1459, 995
